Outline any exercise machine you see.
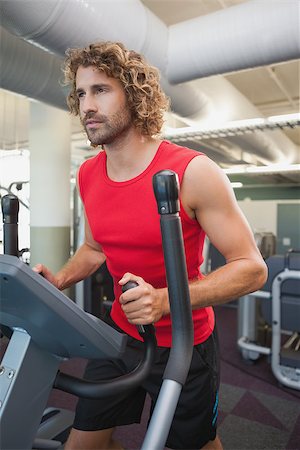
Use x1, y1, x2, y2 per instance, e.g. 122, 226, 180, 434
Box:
238, 250, 300, 390
1, 192, 156, 448
0, 170, 194, 449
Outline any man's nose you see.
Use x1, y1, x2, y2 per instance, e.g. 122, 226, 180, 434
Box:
82, 94, 97, 115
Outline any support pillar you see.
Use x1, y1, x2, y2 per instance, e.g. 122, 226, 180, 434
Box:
29, 102, 71, 276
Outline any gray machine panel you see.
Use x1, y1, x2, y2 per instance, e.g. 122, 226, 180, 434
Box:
0, 255, 127, 359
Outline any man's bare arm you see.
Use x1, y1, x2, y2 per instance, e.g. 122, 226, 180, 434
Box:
175, 155, 267, 309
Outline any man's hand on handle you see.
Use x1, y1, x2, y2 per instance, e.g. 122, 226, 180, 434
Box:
119, 273, 169, 325
32, 264, 60, 289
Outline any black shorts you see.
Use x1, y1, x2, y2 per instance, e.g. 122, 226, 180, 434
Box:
73, 315, 220, 450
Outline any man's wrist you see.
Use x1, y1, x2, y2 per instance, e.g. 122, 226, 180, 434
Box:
160, 288, 170, 316
55, 272, 67, 291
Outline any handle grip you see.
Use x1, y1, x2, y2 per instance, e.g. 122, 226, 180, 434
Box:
1, 194, 19, 256
1, 194, 19, 223
122, 281, 139, 292
153, 170, 179, 215
122, 281, 155, 337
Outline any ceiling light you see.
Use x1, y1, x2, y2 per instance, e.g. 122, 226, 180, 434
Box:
230, 182, 243, 188
268, 113, 300, 122
224, 164, 300, 175
164, 113, 300, 140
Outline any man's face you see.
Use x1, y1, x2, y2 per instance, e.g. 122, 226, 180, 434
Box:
76, 65, 132, 145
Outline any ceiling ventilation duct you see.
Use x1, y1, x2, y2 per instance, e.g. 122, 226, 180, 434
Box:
167, 0, 300, 83
0, 0, 298, 165
1, 27, 67, 110
0, 0, 211, 122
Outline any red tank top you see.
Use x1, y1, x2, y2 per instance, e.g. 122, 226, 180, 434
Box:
78, 140, 215, 346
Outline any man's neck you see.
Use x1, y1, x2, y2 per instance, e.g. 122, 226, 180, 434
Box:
104, 131, 162, 182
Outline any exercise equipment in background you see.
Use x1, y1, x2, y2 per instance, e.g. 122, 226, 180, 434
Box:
254, 231, 277, 261
238, 250, 300, 390
0, 192, 30, 262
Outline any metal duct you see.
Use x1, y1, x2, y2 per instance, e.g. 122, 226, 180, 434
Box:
0, 0, 298, 165
1, 27, 67, 110
167, 0, 300, 83
0, 0, 211, 121
0, 0, 166, 69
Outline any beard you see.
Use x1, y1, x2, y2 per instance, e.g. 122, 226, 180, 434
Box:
82, 105, 132, 146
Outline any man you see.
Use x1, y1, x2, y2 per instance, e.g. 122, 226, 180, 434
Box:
34, 41, 267, 449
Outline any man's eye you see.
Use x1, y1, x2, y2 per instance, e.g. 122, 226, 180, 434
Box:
77, 92, 85, 99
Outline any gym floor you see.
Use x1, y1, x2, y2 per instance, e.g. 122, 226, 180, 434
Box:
46, 304, 300, 450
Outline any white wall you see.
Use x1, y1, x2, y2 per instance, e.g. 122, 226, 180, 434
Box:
238, 198, 300, 235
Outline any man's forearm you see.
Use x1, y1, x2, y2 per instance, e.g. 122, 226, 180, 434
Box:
189, 257, 267, 308
159, 257, 267, 315
55, 243, 106, 290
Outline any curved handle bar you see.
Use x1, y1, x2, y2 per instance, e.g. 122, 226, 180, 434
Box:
54, 282, 157, 398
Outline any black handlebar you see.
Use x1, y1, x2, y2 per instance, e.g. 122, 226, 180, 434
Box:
122, 281, 139, 292
54, 325, 156, 398
1, 194, 19, 256
153, 170, 194, 385
152, 170, 179, 215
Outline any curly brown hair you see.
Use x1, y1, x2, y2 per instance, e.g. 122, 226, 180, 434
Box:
63, 41, 169, 137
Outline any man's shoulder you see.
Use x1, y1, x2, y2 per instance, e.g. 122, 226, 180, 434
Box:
159, 140, 204, 167
79, 150, 104, 172
161, 140, 203, 157
156, 141, 206, 185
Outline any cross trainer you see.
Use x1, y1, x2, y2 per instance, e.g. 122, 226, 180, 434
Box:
0, 170, 194, 450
